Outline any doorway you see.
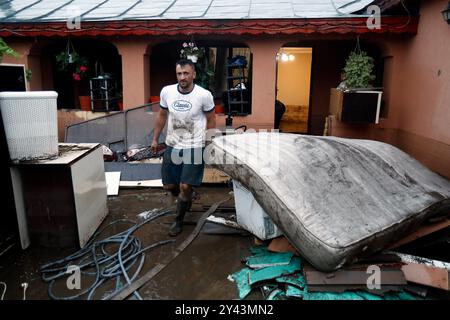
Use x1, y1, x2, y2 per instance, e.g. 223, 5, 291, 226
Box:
276, 47, 312, 133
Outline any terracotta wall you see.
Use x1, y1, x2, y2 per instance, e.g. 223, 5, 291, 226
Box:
386, 0, 450, 144
112, 39, 151, 110
329, 0, 450, 178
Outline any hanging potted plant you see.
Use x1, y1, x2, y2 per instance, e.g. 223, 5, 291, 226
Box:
55, 51, 89, 81
55, 41, 91, 110
329, 40, 382, 124
179, 42, 215, 93
342, 50, 376, 89
180, 42, 204, 63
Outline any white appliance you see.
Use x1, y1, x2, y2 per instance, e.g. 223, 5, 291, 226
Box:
11, 143, 108, 249
233, 180, 283, 240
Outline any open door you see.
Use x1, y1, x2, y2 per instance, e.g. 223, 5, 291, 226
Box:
276, 47, 312, 133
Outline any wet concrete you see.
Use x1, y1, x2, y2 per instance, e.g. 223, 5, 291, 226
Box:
0, 185, 256, 300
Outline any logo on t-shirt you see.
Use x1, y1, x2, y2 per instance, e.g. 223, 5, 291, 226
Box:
172, 100, 192, 112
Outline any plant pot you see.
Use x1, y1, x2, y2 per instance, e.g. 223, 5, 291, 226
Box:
215, 103, 224, 114
78, 95, 91, 111
187, 54, 198, 63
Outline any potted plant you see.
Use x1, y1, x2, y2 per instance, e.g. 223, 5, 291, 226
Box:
180, 42, 204, 63
342, 50, 376, 89
329, 47, 382, 124
179, 42, 215, 93
56, 44, 91, 110
117, 92, 123, 111
55, 51, 89, 81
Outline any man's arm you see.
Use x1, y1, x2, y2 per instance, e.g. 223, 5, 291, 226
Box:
151, 108, 168, 153
205, 109, 216, 130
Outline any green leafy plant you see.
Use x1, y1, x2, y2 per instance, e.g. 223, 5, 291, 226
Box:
195, 63, 215, 92
179, 41, 215, 92
0, 37, 21, 62
343, 50, 376, 88
180, 42, 204, 61
25, 69, 32, 82
55, 51, 89, 81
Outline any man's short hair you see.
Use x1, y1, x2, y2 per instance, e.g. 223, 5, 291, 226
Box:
176, 59, 195, 69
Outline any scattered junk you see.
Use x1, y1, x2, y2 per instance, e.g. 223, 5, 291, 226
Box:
210, 132, 450, 272
4, 93, 449, 299
228, 245, 421, 300
210, 132, 450, 299
0, 92, 109, 251
65, 103, 166, 186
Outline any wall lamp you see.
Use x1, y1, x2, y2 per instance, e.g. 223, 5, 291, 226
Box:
442, 2, 450, 25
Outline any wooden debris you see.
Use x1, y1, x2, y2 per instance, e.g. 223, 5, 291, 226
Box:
303, 263, 407, 293
390, 251, 450, 291
387, 218, 450, 249
119, 179, 163, 188
268, 236, 299, 256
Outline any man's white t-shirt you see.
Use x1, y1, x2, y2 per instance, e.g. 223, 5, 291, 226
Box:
160, 84, 215, 149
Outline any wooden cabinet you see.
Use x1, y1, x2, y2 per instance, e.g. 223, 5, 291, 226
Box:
329, 88, 382, 124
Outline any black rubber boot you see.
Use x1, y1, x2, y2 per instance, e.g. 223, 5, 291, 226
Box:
169, 199, 190, 236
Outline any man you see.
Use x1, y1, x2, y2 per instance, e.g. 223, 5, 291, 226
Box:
151, 59, 216, 236
274, 99, 286, 130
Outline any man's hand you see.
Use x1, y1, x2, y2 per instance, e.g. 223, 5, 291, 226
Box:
151, 140, 158, 154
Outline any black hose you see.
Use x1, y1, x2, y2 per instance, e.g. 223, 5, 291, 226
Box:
40, 208, 174, 300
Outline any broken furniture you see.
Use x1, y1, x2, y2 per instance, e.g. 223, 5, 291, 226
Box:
329, 88, 383, 124
211, 132, 450, 271
10, 143, 108, 249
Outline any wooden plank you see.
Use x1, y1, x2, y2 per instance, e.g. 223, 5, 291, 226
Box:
387, 218, 450, 249
329, 88, 343, 121
304, 268, 406, 286
105, 172, 121, 196
401, 264, 450, 291
119, 179, 163, 188
390, 252, 450, 291
202, 167, 230, 183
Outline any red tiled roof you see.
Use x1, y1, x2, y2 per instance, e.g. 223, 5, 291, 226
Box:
0, 17, 418, 37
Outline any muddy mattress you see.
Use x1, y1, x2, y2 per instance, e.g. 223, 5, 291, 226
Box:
209, 133, 450, 271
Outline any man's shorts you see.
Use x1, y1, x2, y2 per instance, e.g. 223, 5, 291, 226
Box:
161, 146, 205, 187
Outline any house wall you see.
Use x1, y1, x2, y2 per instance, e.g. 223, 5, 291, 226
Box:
388, 0, 450, 144
328, 0, 450, 178
112, 40, 151, 110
